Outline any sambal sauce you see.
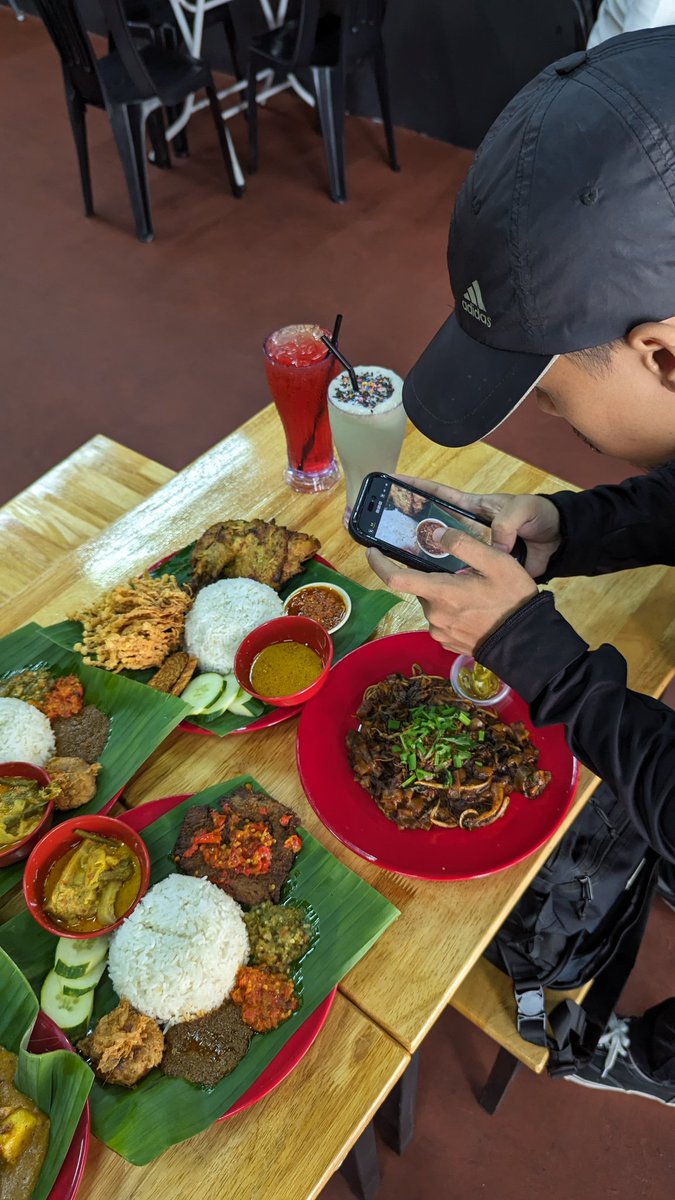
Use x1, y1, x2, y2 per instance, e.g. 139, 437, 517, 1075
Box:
284, 585, 348, 632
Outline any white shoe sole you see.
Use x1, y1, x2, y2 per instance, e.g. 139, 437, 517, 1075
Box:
563, 1073, 675, 1106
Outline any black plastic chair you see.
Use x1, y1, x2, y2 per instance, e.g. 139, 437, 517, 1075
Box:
247, 0, 399, 202
33, 0, 242, 242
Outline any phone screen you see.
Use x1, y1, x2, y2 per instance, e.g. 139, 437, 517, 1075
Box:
360, 478, 491, 572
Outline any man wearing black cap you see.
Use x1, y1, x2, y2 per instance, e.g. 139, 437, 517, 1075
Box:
368, 29, 675, 1103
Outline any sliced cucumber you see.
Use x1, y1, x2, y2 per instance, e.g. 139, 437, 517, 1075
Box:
58, 959, 108, 995
53, 934, 110, 979
229, 687, 256, 717
202, 673, 239, 716
180, 672, 225, 714
41, 969, 94, 1036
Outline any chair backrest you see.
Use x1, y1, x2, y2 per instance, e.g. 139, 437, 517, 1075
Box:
98, 0, 159, 100
32, 0, 103, 104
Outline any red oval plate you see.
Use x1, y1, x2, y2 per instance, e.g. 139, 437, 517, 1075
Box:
120, 794, 336, 1117
296, 631, 579, 881
177, 555, 335, 737
28, 1013, 91, 1200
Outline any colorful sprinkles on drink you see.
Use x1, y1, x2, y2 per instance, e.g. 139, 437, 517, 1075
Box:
331, 371, 395, 410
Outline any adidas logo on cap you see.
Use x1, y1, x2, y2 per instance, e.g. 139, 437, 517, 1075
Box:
461, 279, 492, 328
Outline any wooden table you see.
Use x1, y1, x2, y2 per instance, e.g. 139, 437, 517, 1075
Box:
2, 410, 674, 1196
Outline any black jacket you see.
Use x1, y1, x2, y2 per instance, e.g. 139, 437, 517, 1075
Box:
479, 462, 675, 863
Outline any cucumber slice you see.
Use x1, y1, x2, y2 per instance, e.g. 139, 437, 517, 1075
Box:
202, 674, 239, 715
228, 687, 256, 717
40, 969, 94, 1036
53, 934, 110, 979
59, 958, 108, 995
180, 673, 225, 714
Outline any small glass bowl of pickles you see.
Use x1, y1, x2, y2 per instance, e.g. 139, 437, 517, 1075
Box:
450, 656, 511, 707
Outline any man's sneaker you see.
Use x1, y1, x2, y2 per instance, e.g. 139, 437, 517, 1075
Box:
563, 1014, 675, 1105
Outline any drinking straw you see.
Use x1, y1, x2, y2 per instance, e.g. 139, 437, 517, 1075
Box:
331, 313, 343, 347
321, 335, 359, 394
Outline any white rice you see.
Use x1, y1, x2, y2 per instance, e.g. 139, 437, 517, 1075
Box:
0, 697, 55, 767
184, 578, 283, 675
108, 874, 249, 1024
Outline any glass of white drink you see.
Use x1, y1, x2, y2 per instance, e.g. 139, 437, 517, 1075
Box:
328, 366, 407, 527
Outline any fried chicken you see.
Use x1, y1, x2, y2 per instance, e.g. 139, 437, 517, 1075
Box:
189, 519, 320, 592
45, 757, 101, 810
78, 999, 164, 1087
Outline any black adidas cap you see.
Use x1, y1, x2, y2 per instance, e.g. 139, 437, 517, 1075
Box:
403, 29, 675, 447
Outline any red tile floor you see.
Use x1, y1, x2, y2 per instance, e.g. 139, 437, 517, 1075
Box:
1, 12, 672, 1199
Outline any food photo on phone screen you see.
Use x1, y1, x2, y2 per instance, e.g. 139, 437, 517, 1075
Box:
377, 483, 489, 571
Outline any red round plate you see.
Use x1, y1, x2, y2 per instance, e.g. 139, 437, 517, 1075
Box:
177, 554, 334, 737
120, 794, 336, 1117
296, 631, 579, 881
28, 1013, 91, 1200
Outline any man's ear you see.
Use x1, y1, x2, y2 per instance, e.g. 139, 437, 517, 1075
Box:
627, 318, 675, 391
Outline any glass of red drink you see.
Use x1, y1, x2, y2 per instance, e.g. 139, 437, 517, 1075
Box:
263, 324, 341, 492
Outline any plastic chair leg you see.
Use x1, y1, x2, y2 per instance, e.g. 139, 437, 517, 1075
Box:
65, 88, 93, 216
205, 84, 244, 198
147, 108, 171, 170
109, 103, 155, 242
159, 24, 189, 158
372, 41, 400, 172
247, 59, 259, 173
311, 66, 347, 203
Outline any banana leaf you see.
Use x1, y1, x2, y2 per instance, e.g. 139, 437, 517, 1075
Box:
0, 623, 189, 899
0, 775, 399, 1165
0, 947, 93, 1200
43, 543, 401, 735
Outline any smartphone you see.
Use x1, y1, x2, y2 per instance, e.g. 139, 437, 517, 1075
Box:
348, 473, 527, 573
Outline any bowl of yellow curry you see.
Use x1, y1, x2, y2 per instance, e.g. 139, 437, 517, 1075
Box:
23, 814, 150, 939
0, 762, 57, 867
235, 615, 333, 707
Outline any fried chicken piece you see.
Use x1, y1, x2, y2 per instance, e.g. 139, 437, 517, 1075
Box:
147, 651, 198, 696
78, 999, 164, 1087
190, 519, 320, 592
45, 757, 101, 810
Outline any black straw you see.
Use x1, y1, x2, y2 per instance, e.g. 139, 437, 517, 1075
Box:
331, 313, 343, 347
321, 334, 359, 394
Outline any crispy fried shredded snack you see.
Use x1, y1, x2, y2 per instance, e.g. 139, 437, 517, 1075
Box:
72, 574, 192, 672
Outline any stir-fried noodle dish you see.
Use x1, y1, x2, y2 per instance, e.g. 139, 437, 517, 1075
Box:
346, 668, 551, 831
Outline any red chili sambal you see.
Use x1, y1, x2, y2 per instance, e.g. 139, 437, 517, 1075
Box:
284, 585, 348, 632
231, 965, 299, 1032
182, 809, 275, 878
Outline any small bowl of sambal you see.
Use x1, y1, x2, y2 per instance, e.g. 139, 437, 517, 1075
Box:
283, 582, 351, 634
235, 615, 333, 707
24, 814, 150, 938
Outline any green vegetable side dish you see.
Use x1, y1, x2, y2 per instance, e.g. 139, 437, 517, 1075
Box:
244, 902, 313, 972
393, 702, 486, 786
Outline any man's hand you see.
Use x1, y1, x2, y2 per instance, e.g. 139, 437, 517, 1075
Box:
393, 475, 562, 579
367, 525, 538, 656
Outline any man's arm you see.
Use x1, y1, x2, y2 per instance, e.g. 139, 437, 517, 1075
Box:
543, 461, 675, 579
479, 592, 675, 863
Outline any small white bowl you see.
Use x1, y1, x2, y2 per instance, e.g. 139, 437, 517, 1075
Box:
283, 582, 352, 634
450, 655, 511, 707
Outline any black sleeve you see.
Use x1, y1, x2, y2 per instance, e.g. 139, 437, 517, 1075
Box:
541, 461, 675, 580
478, 592, 675, 863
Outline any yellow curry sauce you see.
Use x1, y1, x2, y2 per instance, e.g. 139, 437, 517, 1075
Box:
0, 1046, 50, 1200
43, 832, 142, 933
250, 641, 323, 698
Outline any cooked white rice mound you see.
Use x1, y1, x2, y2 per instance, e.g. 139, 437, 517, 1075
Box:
0, 697, 55, 767
184, 578, 283, 675
109, 874, 249, 1024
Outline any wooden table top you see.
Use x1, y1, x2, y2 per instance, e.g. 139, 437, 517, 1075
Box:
0, 436, 173, 603
2, 407, 674, 1061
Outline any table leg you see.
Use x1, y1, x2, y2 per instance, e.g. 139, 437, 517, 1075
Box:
339, 1122, 380, 1200
374, 1048, 421, 1155
478, 1047, 521, 1115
